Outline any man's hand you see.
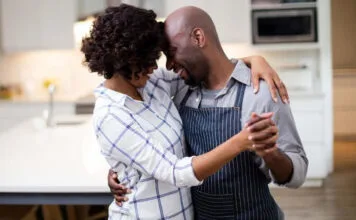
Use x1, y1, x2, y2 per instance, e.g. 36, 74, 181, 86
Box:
240, 112, 278, 152
246, 113, 293, 184
242, 56, 289, 104
108, 169, 131, 206
245, 112, 279, 157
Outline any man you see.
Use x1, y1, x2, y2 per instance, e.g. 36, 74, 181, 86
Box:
110, 6, 307, 219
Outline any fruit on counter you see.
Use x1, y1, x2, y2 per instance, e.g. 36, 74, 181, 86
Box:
0, 85, 11, 99
0, 84, 22, 99
42, 78, 58, 89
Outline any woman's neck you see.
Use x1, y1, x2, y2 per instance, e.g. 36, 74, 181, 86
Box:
104, 75, 143, 101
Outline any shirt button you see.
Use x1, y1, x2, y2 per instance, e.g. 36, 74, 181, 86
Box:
196, 98, 199, 102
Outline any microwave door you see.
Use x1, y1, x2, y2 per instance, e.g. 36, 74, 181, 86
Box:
253, 9, 316, 43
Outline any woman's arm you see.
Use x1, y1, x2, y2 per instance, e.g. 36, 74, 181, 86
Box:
96, 110, 277, 187
240, 56, 289, 104
153, 56, 289, 103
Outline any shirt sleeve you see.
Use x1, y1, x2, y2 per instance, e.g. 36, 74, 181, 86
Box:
95, 109, 202, 188
267, 95, 309, 188
152, 68, 187, 98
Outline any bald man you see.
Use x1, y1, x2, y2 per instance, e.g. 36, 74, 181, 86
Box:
109, 6, 307, 220
159, 6, 308, 219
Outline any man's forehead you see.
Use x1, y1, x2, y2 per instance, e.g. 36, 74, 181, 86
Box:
165, 15, 185, 37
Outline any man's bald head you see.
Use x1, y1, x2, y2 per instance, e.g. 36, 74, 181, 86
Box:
165, 6, 220, 46
163, 6, 223, 87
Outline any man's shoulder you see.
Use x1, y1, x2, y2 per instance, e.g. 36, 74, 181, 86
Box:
245, 80, 275, 106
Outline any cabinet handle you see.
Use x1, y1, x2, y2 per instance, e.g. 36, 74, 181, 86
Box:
277, 64, 308, 70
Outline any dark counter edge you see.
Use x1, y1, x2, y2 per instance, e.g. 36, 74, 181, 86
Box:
0, 192, 112, 205
75, 94, 95, 114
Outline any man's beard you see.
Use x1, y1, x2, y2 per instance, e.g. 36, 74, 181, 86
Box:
183, 72, 200, 87
184, 77, 199, 87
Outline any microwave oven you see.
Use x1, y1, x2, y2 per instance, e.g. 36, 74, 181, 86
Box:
252, 8, 317, 44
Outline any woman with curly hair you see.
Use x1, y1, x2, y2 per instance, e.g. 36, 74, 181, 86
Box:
81, 4, 281, 219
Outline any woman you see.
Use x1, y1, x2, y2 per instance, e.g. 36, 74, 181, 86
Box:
81, 5, 280, 219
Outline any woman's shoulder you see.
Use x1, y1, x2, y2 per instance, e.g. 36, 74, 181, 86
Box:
150, 67, 179, 81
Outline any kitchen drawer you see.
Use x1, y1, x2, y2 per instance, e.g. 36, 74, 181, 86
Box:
292, 110, 324, 143
290, 96, 324, 112
333, 70, 356, 109
334, 109, 356, 136
289, 97, 324, 143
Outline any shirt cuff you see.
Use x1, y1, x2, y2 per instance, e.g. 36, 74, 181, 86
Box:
269, 152, 307, 188
174, 156, 204, 187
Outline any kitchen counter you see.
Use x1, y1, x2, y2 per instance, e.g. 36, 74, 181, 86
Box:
0, 94, 80, 104
0, 116, 112, 204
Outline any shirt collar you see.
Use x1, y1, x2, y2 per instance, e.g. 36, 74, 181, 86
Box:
229, 59, 252, 86
189, 59, 252, 92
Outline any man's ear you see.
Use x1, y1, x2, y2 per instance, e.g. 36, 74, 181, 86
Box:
191, 28, 205, 48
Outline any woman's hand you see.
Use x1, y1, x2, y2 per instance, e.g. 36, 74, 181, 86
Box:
245, 112, 279, 157
108, 169, 131, 206
239, 112, 277, 152
242, 56, 289, 104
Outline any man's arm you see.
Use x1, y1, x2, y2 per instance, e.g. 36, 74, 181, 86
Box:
240, 56, 289, 104
247, 100, 308, 188
247, 113, 293, 184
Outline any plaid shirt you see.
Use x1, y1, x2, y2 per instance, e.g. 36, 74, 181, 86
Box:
93, 69, 201, 219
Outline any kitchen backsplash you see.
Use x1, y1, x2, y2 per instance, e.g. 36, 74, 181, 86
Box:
0, 50, 102, 101
0, 43, 299, 101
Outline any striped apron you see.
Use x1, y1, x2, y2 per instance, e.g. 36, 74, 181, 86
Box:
179, 82, 279, 219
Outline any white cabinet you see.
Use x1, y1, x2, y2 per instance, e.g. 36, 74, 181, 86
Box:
290, 95, 328, 179
164, 0, 250, 43
78, 0, 106, 19
0, 0, 76, 52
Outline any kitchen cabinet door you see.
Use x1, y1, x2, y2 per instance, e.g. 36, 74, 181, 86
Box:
78, 0, 106, 19
289, 96, 328, 179
164, 0, 250, 43
0, 0, 75, 52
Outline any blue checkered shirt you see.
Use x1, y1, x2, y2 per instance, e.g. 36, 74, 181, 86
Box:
93, 69, 202, 219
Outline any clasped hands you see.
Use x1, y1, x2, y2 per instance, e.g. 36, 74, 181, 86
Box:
242, 112, 278, 157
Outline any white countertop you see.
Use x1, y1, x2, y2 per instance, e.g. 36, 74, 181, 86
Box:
0, 94, 79, 104
0, 116, 110, 193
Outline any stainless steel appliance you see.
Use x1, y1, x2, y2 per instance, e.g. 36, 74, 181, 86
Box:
252, 7, 317, 44
251, 0, 315, 4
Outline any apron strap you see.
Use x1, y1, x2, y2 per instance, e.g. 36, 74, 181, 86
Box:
180, 89, 193, 107
234, 82, 247, 108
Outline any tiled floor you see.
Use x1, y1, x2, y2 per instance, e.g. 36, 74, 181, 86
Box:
271, 141, 356, 220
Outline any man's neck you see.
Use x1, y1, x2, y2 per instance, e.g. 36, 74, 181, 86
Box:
204, 53, 235, 90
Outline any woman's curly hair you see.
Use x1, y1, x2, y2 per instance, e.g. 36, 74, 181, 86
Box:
81, 4, 166, 80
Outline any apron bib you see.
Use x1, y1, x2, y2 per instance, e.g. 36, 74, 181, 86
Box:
179, 82, 279, 219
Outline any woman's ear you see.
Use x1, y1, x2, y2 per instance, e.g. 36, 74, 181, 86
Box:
191, 28, 206, 48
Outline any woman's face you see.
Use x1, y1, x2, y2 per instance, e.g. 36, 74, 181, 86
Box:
129, 64, 158, 88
